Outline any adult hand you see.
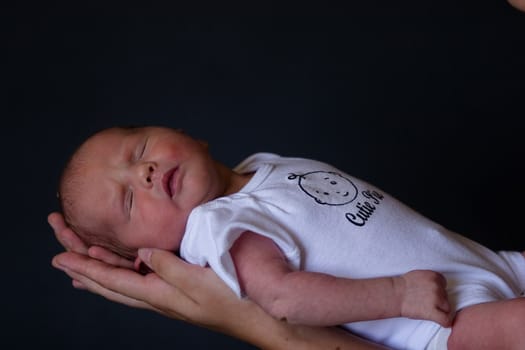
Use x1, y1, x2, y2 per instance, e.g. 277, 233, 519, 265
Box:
50, 211, 252, 328
509, 0, 525, 11
49, 212, 134, 270
52, 248, 259, 331
52, 248, 390, 350
49, 212, 390, 349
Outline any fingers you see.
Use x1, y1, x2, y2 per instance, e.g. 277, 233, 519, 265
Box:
53, 252, 140, 292
434, 307, 453, 328
434, 294, 453, 327
411, 292, 451, 327
139, 249, 192, 284
49, 211, 134, 269
429, 273, 452, 327
53, 252, 153, 307
72, 279, 86, 290
52, 251, 193, 321
432, 273, 450, 311
430, 279, 452, 327
56, 256, 152, 310
401, 270, 454, 327
88, 246, 135, 269
48, 212, 88, 254
137, 248, 247, 327
434, 275, 453, 326
438, 296, 451, 314
139, 248, 214, 294
48, 212, 67, 232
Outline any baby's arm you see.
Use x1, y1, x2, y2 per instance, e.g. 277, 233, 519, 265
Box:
230, 231, 452, 327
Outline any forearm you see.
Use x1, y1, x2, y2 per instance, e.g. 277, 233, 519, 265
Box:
231, 301, 390, 350
233, 232, 404, 326
268, 325, 391, 350
233, 232, 449, 327
264, 271, 403, 326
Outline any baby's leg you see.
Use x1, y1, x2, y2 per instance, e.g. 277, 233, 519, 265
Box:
448, 298, 525, 350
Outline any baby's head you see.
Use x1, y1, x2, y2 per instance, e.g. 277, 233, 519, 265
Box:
58, 125, 219, 263
58, 127, 134, 260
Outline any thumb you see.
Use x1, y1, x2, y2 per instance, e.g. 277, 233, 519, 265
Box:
138, 248, 189, 279
138, 248, 209, 293
137, 248, 157, 271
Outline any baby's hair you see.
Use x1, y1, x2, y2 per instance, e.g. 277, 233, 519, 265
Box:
56, 125, 145, 261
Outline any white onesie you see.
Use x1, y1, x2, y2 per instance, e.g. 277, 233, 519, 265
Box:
180, 153, 525, 350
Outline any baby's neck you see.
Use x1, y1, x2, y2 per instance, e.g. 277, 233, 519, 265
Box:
216, 161, 254, 196
230, 171, 254, 194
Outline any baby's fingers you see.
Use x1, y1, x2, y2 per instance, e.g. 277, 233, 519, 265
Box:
438, 294, 451, 313
433, 289, 453, 327
429, 293, 453, 327
433, 306, 453, 328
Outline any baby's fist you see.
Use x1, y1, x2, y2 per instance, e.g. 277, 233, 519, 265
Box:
397, 270, 452, 327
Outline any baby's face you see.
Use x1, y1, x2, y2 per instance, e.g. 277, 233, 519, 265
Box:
73, 126, 221, 252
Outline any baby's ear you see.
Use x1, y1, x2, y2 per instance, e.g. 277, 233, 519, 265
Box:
133, 255, 152, 275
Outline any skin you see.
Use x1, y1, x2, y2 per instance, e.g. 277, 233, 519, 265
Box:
231, 232, 451, 327
508, 0, 525, 11
50, 212, 391, 350
60, 125, 525, 349
65, 126, 251, 259
66, 126, 450, 327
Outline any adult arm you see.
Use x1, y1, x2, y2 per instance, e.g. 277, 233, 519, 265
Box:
231, 231, 452, 327
49, 213, 390, 350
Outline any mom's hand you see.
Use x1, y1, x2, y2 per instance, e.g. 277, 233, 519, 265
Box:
52, 248, 258, 332
509, 0, 525, 11
52, 249, 390, 350
49, 212, 134, 269
49, 212, 390, 349
49, 211, 251, 329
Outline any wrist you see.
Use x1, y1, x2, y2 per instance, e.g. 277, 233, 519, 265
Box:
391, 275, 406, 318
225, 300, 293, 349
239, 306, 321, 350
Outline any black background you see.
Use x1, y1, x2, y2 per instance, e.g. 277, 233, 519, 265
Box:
5, 1, 525, 349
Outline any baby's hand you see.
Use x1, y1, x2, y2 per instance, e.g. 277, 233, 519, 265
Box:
396, 270, 452, 327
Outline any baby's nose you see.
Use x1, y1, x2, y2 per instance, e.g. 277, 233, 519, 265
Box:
137, 161, 157, 187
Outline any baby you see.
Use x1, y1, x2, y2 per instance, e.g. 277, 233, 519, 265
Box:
58, 125, 525, 350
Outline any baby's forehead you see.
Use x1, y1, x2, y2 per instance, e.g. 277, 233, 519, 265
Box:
75, 128, 133, 160
84, 127, 129, 146
70, 169, 121, 224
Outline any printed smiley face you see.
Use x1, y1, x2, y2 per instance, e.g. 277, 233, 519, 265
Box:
288, 171, 358, 206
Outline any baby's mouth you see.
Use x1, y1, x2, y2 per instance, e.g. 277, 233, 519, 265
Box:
162, 167, 179, 198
